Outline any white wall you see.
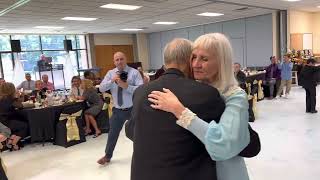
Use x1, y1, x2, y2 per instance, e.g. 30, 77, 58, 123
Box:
288, 10, 320, 54
148, 14, 273, 69
93, 34, 133, 45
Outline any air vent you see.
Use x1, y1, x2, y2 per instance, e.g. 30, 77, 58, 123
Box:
234, 7, 250, 11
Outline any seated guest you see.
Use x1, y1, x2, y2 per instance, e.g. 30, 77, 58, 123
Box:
78, 79, 103, 137
31, 80, 47, 99
16, 73, 35, 91
41, 74, 54, 91
70, 76, 83, 97
137, 66, 150, 84
0, 78, 5, 86
0, 82, 28, 151
0, 122, 10, 180
234, 62, 246, 90
264, 56, 281, 99
84, 71, 100, 85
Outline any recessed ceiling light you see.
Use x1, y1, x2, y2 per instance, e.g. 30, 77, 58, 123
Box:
153, 22, 178, 25
120, 28, 143, 31
0, 0, 31, 16
317, 5, 320, 8
283, 0, 301, 2
100, 3, 142, 10
197, 12, 224, 17
34, 26, 64, 29
61, 17, 98, 21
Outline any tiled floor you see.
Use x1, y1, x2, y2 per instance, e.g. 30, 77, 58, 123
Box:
2, 86, 320, 180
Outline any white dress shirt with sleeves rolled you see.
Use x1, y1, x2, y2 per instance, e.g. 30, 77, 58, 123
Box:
16, 80, 35, 90
99, 65, 143, 109
177, 87, 250, 180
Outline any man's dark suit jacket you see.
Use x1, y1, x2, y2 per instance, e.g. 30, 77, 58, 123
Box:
126, 68, 225, 180
300, 65, 320, 88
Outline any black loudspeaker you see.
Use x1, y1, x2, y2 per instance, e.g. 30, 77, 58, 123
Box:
64, 40, 72, 51
10, 40, 21, 52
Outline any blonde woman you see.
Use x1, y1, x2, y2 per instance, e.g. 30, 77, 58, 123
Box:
78, 79, 103, 137
148, 33, 251, 180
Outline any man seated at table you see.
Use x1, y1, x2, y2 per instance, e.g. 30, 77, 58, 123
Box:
264, 56, 281, 99
234, 62, 246, 90
41, 74, 54, 91
70, 76, 84, 97
16, 73, 35, 91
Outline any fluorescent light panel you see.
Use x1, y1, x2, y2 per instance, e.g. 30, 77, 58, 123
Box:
34, 26, 64, 29
100, 3, 142, 10
153, 22, 178, 25
120, 28, 143, 31
197, 12, 224, 17
62, 17, 97, 21
0, 0, 31, 16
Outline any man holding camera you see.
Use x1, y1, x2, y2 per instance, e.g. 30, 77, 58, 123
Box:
98, 51, 143, 165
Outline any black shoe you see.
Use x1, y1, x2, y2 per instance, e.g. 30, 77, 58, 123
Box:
310, 110, 318, 113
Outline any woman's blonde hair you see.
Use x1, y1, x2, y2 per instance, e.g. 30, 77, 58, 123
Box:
81, 79, 94, 90
193, 33, 238, 93
0, 82, 16, 100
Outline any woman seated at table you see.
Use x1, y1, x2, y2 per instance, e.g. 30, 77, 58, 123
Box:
70, 76, 83, 97
0, 82, 28, 151
77, 79, 103, 137
31, 80, 47, 99
0, 122, 10, 179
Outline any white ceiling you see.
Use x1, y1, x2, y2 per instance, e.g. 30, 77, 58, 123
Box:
0, 0, 319, 34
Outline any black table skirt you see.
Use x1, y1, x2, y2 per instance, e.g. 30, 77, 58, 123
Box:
19, 102, 85, 143
246, 72, 266, 84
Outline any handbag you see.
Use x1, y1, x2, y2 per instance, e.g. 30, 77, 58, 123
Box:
239, 124, 261, 158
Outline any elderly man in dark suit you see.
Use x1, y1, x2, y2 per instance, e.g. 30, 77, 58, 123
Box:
125, 38, 225, 180
300, 58, 320, 113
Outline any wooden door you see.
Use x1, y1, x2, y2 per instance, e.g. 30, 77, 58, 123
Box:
290, 34, 303, 50
95, 45, 134, 77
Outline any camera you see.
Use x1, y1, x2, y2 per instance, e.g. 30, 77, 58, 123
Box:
119, 71, 128, 82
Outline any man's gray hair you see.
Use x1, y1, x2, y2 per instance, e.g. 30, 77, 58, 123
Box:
163, 38, 193, 65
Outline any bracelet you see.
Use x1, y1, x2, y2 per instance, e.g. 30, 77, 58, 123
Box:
176, 108, 196, 129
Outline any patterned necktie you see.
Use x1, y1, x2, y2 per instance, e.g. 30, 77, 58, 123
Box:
118, 86, 123, 106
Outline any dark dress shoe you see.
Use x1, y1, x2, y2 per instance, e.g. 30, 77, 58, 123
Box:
97, 156, 110, 165
310, 110, 318, 113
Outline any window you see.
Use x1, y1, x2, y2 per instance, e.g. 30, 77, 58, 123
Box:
76, 35, 86, 49
41, 35, 65, 50
0, 34, 89, 85
11, 35, 40, 51
1, 53, 14, 81
77, 50, 88, 69
0, 35, 11, 52
14, 51, 42, 72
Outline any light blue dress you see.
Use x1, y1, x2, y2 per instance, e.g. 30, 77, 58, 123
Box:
186, 88, 250, 180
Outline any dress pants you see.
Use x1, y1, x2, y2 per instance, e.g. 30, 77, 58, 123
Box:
305, 87, 316, 112
105, 107, 132, 159
277, 79, 292, 96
